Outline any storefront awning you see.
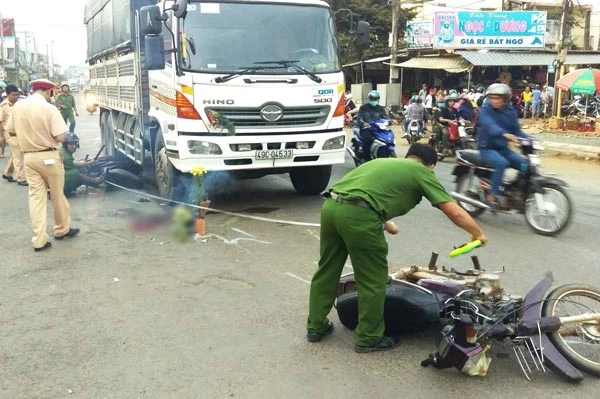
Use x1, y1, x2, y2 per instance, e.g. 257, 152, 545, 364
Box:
457, 51, 555, 66
343, 55, 392, 68
387, 57, 471, 73
564, 54, 600, 65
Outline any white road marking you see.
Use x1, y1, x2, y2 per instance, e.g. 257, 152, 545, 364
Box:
231, 228, 256, 238
307, 229, 320, 240
209, 233, 271, 245
284, 272, 311, 285
95, 230, 132, 243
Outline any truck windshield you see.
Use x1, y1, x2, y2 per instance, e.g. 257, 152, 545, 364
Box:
182, 1, 341, 74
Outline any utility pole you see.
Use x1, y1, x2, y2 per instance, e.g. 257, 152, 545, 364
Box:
554, 0, 570, 118
389, 0, 401, 83
1, 13, 5, 68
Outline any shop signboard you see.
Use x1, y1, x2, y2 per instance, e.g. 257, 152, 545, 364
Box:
433, 11, 547, 50
407, 21, 434, 49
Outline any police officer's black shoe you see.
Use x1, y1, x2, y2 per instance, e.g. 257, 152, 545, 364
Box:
17, 181, 28, 186
354, 335, 402, 353
34, 242, 52, 252
307, 322, 334, 342
55, 228, 80, 240
2, 174, 15, 183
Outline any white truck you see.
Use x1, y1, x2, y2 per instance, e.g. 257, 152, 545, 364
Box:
84, 0, 369, 199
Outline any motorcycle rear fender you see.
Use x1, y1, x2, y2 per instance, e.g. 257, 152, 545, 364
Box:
532, 175, 569, 188
520, 273, 584, 382
452, 165, 471, 179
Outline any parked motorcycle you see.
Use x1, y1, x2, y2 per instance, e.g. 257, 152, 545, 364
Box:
347, 119, 396, 167
450, 138, 572, 236
336, 247, 600, 382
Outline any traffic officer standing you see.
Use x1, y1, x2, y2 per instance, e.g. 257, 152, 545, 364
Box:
6, 79, 80, 252
1, 85, 27, 185
55, 84, 78, 133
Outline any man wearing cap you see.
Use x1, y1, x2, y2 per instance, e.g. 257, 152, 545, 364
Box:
1, 85, 27, 185
6, 79, 80, 252
55, 84, 78, 133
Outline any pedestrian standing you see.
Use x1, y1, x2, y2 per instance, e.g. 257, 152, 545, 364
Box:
55, 84, 79, 133
424, 89, 434, 122
418, 84, 428, 103
0, 87, 5, 158
531, 85, 542, 119
306, 144, 488, 352
1, 85, 27, 185
6, 79, 80, 252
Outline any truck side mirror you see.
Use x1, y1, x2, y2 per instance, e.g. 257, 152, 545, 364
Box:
356, 20, 370, 49
140, 5, 163, 35
144, 35, 166, 70
173, 0, 188, 19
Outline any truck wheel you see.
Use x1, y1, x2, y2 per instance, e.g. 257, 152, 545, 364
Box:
154, 131, 179, 200
289, 165, 332, 195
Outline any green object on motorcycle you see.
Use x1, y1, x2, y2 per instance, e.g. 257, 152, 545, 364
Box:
449, 240, 482, 258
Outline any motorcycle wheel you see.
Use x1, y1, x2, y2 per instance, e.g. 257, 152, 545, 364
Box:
524, 184, 572, 236
542, 284, 600, 377
455, 174, 485, 217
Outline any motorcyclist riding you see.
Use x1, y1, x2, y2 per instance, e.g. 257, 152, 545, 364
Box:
403, 95, 425, 138
437, 93, 460, 155
476, 83, 530, 210
357, 90, 389, 160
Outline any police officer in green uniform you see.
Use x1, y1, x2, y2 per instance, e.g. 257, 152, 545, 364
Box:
55, 84, 78, 133
307, 143, 488, 352
59, 133, 102, 195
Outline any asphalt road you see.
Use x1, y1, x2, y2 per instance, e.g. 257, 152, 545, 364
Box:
1, 101, 600, 398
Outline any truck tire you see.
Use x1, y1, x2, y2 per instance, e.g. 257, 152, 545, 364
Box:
154, 131, 179, 200
289, 165, 332, 195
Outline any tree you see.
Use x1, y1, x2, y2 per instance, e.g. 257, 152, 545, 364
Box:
330, 0, 416, 65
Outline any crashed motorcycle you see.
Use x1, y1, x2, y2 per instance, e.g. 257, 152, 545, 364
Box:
346, 119, 396, 167
450, 138, 572, 236
336, 247, 600, 382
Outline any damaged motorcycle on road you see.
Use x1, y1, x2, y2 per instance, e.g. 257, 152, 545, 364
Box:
336, 243, 600, 382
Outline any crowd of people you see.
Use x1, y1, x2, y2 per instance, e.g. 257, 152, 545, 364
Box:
0, 79, 102, 252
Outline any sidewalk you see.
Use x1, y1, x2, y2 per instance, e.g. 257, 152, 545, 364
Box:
521, 122, 600, 162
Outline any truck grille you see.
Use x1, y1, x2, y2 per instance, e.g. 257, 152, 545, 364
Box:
205, 105, 330, 129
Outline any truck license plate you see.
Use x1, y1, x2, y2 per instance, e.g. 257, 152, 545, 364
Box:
255, 149, 293, 160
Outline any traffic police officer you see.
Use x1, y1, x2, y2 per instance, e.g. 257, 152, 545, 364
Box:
55, 83, 78, 133
307, 144, 488, 352
1, 85, 27, 185
6, 79, 80, 252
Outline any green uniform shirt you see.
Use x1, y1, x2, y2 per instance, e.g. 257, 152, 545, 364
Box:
331, 158, 453, 220
56, 94, 75, 114
59, 146, 81, 189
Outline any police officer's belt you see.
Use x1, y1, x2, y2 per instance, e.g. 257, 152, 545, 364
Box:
325, 191, 379, 215
24, 148, 57, 153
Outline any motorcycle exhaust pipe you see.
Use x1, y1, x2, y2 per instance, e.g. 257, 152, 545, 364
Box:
450, 192, 491, 210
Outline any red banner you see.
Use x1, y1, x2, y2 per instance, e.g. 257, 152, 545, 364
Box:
1, 18, 15, 37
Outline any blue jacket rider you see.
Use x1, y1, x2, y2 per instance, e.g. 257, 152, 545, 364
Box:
476, 83, 530, 208
357, 90, 388, 159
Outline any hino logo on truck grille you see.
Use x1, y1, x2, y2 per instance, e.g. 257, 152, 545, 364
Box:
203, 99, 235, 105
260, 104, 283, 122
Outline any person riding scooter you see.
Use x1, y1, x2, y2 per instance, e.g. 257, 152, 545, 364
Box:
357, 90, 389, 160
438, 94, 460, 155
59, 133, 103, 196
403, 95, 426, 138
476, 83, 531, 211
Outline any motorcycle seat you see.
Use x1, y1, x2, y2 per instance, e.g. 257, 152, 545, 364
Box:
456, 150, 493, 168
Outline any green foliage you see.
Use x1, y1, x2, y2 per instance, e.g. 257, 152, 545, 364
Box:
330, 0, 416, 64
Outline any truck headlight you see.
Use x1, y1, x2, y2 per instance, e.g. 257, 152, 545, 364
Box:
188, 140, 222, 155
323, 135, 345, 150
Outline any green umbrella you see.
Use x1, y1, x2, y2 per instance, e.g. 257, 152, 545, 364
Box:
0, 81, 7, 89
556, 68, 600, 96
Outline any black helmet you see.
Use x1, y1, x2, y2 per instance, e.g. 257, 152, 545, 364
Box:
486, 83, 512, 101
64, 133, 80, 147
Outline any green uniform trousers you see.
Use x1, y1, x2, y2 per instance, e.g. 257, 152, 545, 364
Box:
307, 198, 389, 347
60, 111, 76, 133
